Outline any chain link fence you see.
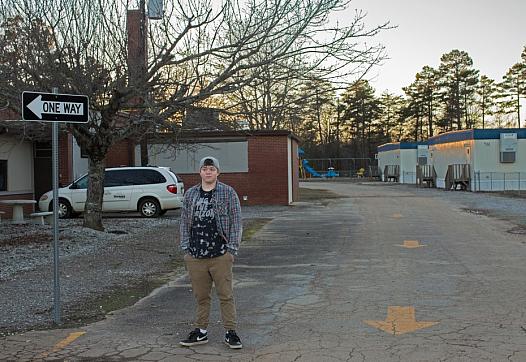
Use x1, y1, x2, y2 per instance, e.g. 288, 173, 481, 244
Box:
303, 158, 372, 178
384, 170, 525, 193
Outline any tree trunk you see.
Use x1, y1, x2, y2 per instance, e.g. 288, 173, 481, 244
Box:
428, 98, 434, 137
482, 93, 486, 129
140, 136, 148, 166
516, 91, 521, 128
83, 156, 106, 231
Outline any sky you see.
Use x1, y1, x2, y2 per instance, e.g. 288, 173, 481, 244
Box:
342, 0, 526, 96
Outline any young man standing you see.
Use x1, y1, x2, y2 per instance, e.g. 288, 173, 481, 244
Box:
179, 156, 243, 349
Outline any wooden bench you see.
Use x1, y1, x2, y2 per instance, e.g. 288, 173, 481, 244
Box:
30, 211, 54, 225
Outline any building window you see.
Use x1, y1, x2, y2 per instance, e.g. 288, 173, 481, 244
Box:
80, 146, 88, 158
0, 160, 7, 191
34, 142, 52, 158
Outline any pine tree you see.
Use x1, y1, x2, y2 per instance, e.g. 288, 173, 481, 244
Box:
378, 92, 405, 142
340, 80, 380, 158
500, 62, 526, 128
437, 50, 479, 130
403, 66, 439, 139
475, 75, 498, 129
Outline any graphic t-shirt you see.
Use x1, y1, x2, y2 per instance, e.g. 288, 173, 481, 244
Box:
189, 188, 226, 258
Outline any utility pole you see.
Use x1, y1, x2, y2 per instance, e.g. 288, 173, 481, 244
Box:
127, 0, 164, 165
127, 1, 148, 166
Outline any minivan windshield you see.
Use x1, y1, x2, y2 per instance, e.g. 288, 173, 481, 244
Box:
72, 175, 89, 189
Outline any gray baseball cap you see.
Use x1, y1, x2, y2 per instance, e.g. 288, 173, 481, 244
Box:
199, 156, 220, 171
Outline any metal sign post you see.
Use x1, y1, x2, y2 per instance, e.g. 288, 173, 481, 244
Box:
51, 87, 60, 324
21, 89, 89, 325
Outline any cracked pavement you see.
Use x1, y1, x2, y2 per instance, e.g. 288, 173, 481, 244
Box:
2, 181, 526, 361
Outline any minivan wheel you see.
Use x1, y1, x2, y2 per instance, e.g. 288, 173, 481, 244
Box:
139, 198, 161, 218
50, 199, 72, 219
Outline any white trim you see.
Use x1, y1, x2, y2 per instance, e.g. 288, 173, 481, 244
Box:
287, 137, 292, 205
0, 190, 34, 196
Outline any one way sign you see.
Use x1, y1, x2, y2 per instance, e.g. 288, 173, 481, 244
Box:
22, 91, 89, 123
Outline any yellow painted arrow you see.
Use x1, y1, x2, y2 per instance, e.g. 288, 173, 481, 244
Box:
364, 306, 438, 335
399, 240, 425, 249
38, 331, 86, 359
392, 213, 403, 219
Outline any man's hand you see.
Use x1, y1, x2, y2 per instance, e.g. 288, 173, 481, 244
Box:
226, 252, 235, 262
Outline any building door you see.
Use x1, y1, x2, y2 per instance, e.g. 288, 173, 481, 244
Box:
33, 142, 52, 203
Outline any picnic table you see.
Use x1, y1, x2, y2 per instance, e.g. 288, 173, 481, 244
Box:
0, 199, 37, 224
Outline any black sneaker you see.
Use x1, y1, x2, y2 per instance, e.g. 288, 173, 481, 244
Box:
224, 330, 243, 349
180, 328, 208, 347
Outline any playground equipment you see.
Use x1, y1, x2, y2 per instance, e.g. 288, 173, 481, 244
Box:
299, 148, 372, 178
301, 159, 340, 178
302, 159, 322, 177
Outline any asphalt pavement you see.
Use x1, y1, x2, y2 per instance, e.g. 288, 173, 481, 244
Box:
2, 181, 526, 361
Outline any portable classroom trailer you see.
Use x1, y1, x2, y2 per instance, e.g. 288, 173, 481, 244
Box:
428, 129, 526, 191
377, 142, 429, 184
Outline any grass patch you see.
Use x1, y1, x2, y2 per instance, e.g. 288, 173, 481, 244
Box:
59, 276, 170, 330
242, 218, 272, 242
299, 187, 345, 202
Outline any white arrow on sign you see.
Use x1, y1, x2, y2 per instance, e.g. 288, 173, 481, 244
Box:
27, 95, 84, 119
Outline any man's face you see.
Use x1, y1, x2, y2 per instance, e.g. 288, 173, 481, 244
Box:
200, 165, 219, 184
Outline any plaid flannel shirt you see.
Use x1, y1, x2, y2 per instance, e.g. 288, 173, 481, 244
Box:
179, 181, 242, 256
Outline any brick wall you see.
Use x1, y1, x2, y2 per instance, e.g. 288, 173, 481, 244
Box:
248, 135, 290, 205
177, 135, 295, 206
105, 139, 135, 167
59, 133, 73, 185
0, 108, 19, 120
176, 173, 251, 206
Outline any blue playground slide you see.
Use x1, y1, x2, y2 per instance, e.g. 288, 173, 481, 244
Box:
302, 159, 322, 177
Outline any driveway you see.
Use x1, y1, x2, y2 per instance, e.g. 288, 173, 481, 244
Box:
2, 181, 526, 361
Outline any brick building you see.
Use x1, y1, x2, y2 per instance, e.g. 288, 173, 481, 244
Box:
137, 131, 300, 206
0, 123, 299, 217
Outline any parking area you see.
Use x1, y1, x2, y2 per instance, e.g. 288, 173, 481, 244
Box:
2, 181, 526, 361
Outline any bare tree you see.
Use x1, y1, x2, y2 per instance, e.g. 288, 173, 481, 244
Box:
224, 7, 389, 131
0, 0, 388, 230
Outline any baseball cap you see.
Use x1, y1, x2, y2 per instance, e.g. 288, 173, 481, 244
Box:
199, 156, 220, 171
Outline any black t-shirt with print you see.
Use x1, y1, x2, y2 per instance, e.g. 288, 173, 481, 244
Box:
189, 188, 226, 258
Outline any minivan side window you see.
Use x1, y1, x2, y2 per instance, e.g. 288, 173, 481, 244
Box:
104, 170, 136, 187
130, 169, 166, 185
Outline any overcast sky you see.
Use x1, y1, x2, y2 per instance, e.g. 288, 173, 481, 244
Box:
344, 0, 526, 96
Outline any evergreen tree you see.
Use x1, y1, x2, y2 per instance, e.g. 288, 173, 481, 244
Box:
500, 62, 526, 128
437, 50, 479, 130
475, 75, 498, 129
403, 66, 439, 139
402, 82, 425, 140
378, 92, 405, 142
340, 80, 380, 158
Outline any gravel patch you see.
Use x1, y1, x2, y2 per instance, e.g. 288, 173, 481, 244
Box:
0, 205, 289, 337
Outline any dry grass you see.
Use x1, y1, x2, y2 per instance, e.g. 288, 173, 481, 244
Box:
298, 187, 344, 202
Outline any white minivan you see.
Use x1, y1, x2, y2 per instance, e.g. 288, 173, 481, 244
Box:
38, 166, 184, 218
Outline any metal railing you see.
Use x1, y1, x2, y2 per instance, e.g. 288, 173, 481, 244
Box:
473, 172, 525, 192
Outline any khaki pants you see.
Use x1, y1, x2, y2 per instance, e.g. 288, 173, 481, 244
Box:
185, 253, 236, 330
